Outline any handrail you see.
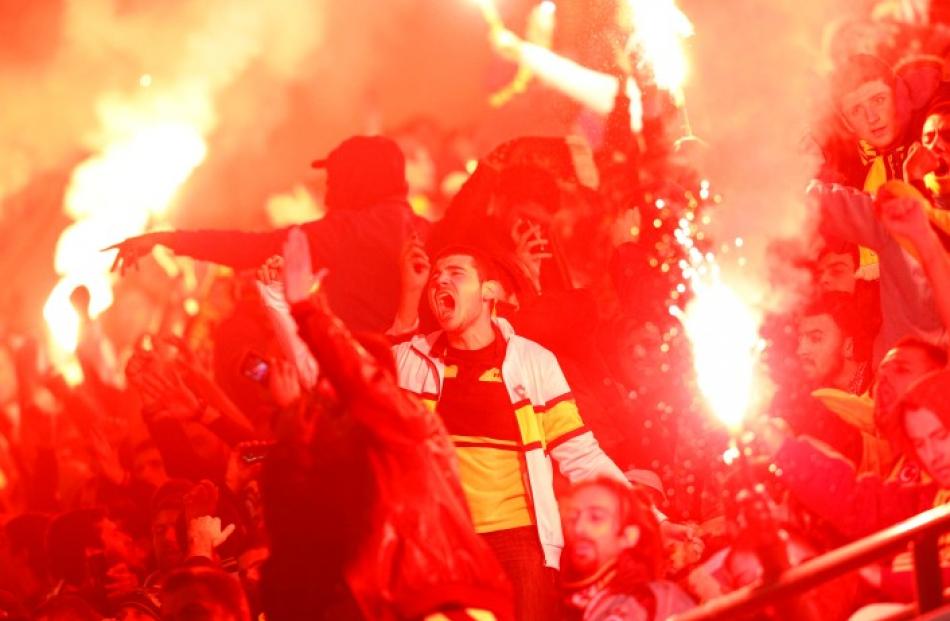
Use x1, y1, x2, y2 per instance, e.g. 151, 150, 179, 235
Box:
670, 503, 950, 621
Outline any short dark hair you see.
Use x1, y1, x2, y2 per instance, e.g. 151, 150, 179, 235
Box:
162, 566, 250, 621
150, 479, 192, 517
431, 245, 501, 283
831, 54, 895, 110
802, 291, 873, 363
817, 238, 860, 269
563, 478, 665, 581
46, 508, 105, 585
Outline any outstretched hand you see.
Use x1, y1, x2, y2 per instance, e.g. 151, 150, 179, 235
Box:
281, 228, 326, 304
126, 346, 200, 422
103, 232, 168, 276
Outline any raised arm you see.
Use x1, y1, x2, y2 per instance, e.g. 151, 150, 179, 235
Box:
281, 228, 429, 443
255, 255, 319, 389
877, 195, 950, 338
806, 180, 890, 251
106, 227, 289, 275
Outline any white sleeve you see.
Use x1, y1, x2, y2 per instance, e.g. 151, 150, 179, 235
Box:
256, 280, 318, 389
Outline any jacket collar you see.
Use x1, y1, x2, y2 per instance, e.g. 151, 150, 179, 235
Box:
410, 317, 517, 360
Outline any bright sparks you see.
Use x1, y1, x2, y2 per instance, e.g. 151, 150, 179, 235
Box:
44, 95, 207, 383
627, 0, 694, 104
671, 219, 764, 432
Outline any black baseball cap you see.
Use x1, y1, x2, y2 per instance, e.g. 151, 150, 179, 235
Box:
311, 135, 408, 210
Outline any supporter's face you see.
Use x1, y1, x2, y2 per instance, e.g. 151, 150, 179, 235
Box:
875, 346, 940, 420
922, 113, 950, 176
428, 255, 489, 334
816, 252, 856, 294
99, 518, 137, 567
905, 408, 950, 487
797, 314, 847, 384
562, 485, 629, 578
614, 322, 664, 388
841, 80, 899, 149
151, 509, 184, 571
162, 585, 239, 621
133, 447, 169, 490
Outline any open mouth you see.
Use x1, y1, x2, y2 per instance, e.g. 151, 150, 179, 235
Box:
434, 290, 456, 314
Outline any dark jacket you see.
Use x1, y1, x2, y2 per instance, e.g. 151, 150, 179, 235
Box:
163, 200, 427, 333
775, 436, 935, 539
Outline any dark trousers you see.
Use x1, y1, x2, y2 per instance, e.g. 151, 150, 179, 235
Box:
481, 526, 563, 621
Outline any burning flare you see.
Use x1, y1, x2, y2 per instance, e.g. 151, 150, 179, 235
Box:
627, 0, 694, 104
44, 92, 207, 384
670, 219, 764, 432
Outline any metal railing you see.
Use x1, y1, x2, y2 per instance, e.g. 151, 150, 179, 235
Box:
670, 503, 950, 621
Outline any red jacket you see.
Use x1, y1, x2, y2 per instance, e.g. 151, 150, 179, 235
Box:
775, 437, 935, 539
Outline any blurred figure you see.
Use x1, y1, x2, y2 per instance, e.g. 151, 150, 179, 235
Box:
130, 440, 170, 494
33, 593, 104, 621
161, 566, 249, 621
107, 136, 427, 333
69, 285, 122, 389
45, 509, 144, 616
560, 478, 694, 620
145, 481, 192, 584
756, 368, 950, 538
903, 99, 950, 208
0, 513, 50, 617
810, 180, 948, 362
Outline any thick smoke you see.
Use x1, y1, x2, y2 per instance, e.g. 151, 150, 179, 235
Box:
0, 0, 493, 332
682, 0, 855, 310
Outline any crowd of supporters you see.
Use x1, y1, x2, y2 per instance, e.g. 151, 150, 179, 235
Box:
4, 2, 950, 620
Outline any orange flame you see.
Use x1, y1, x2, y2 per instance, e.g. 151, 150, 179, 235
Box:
44, 94, 207, 384
671, 219, 764, 432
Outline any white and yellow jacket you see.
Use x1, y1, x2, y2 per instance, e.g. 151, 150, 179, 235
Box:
392, 318, 629, 569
